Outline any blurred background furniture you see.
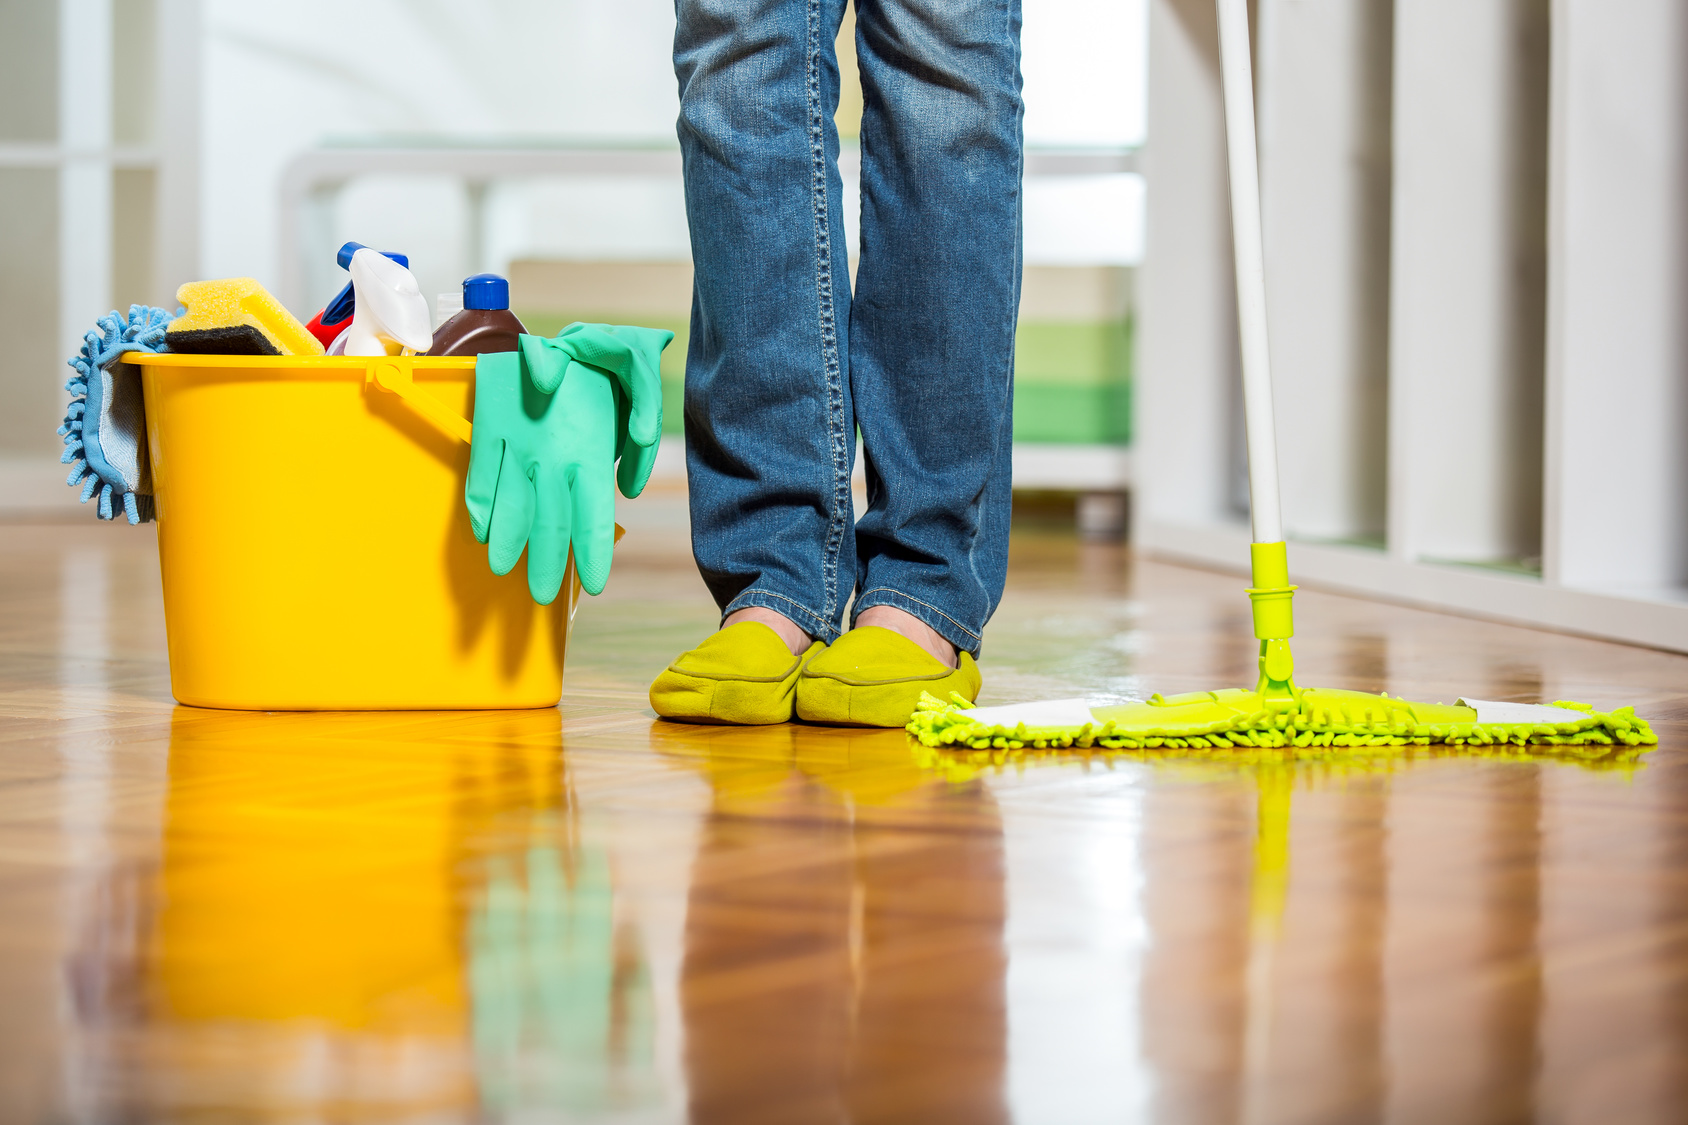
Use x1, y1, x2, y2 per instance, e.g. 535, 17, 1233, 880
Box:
1138, 0, 1688, 651
4, 0, 1685, 649
275, 141, 1137, 499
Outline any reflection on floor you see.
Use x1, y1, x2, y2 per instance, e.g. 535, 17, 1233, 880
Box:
1, 503, 1685, 1123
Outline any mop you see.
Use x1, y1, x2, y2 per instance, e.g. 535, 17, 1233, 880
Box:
908, 0, 1657, 757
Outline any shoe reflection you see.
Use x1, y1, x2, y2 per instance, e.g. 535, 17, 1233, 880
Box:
126, 707, 657, 1122
650, 721, 1010, 1124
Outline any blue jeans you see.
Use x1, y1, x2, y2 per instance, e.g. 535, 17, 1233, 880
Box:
674, 0, 1024, 656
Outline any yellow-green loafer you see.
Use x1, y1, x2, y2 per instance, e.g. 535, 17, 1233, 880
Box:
650, 621, 824, 725
795, 625, 981, 727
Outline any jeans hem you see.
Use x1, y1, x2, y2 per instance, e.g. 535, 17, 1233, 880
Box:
851, 587, 982, 657
723, 588, 841, 643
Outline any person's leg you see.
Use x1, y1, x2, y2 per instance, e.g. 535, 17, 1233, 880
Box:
674, 0, 857, 649
655, 0, 853, 725
791, 0, 1020, 727
846, 0, 1024, 660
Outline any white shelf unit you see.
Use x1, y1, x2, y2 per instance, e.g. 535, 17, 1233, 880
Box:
0, 0, 199, 515
276, 144, 1139, 498
1138, 0, 1688, 653
276, 145, 1139, 315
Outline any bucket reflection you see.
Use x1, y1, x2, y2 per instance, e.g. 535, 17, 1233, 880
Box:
88, 707, 659, 1122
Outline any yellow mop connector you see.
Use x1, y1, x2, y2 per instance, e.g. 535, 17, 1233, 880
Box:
1246, 541, 1298, 702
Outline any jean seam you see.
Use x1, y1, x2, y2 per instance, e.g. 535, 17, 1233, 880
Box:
806, 0, 850, 631
724, 587, 839, 641
992, 0, 1025, 621
852, 586, 983, 644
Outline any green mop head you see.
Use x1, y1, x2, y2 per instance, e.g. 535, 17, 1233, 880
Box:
908, 688, 1657, 758
918, 541, 1655, 765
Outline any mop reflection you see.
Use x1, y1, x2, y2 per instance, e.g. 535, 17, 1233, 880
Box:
99, 707, 657, 1121
914, 742, 1594, 1123
651, 721, 1010, 1123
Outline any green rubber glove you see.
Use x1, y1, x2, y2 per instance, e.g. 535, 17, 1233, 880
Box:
465, 349, 618, 602
520, 323, 674, 498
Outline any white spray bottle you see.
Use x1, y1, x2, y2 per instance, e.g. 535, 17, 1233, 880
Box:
332, 247, 434, 356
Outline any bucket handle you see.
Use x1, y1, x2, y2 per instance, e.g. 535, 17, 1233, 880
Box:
367, 357, 626, 549
365, 357, 472, 444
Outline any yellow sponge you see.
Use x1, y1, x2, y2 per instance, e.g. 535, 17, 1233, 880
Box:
168, 278, 325, 356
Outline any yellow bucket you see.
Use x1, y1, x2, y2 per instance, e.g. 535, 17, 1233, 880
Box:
133, 353, 578, 710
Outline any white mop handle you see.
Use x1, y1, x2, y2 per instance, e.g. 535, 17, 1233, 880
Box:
1215, 0, 1283, 546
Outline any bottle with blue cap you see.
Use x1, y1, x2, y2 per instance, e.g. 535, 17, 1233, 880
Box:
424, 273, 528, 357
305, 242, 411, 349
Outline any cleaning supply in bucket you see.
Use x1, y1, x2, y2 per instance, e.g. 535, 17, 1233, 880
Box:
435, 290, 463, 329
129, 349, 579, 709
329, 246, 433, 357
464, 326, 673, 604
466, 341, 620, 603
425, 273, 526, 356
522, 323, 674, 499
60, 305, 172, 524
304, 243, 411, 349
167, 278, 325, 356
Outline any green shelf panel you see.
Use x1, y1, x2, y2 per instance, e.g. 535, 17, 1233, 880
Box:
1012, 382, 1132, 445
1013, 319, 1132, 387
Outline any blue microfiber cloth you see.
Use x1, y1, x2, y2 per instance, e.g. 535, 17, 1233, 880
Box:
61, 305, 172, 524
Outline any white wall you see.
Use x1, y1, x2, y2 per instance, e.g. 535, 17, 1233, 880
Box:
1137, 0, 1235, 528
202, 0, 679, 305
1388, 0, 1550, 567
1544, 0, 1688, 592
1022, 0, 1149, 266
1023, 0, 1147, 147
1258, 0, 1393, 544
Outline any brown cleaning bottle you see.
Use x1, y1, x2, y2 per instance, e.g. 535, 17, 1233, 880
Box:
425, 273, 526, 356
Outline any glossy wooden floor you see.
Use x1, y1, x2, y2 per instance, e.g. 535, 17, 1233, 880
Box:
3, 494, 1686, 1124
